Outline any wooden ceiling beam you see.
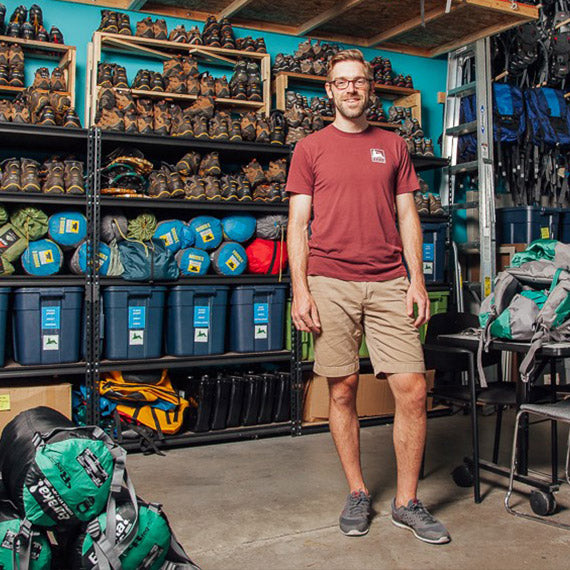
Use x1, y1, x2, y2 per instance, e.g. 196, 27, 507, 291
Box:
295, 0, 367, 36
127, 0, 148, 10
218, 0, 256, 20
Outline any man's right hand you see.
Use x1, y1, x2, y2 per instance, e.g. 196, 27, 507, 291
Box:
291, 291, 321, 334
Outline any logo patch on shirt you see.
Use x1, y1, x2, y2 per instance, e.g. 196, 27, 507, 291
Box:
370, 148, 386, 163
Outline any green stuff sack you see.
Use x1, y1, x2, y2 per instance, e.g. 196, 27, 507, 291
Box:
0, 223, 27, 262
73, 496, 171, 570
127, 213, 157, 242
10, 208, 48, 242
0, 205, 8, 227
0, 407, 131, 529
0, 256, 14, 275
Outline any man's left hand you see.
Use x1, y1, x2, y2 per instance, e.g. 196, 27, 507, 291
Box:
406, 279, 430, 328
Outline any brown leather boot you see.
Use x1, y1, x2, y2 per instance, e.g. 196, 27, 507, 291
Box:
242, 158, 266, 187
43, 158, 65, 194
0, 158, 21, 192
32, 67, 50, 90
203, 175, 221, 201
199, 72, 215, 97
135, 99, 153, 134
95, 107, 124, 131
64, 160, 85, 194
214, 76, 230, 99
163, 57, 182, 78
256, 115, 271, 143
147, 170, 170, 198
165, 73, 186, 94
50, 67, 66, 91
114, 89, 135, 113
199, 152, 221, 177
176, 151, 201, 176
153, 99, 170, 135
191, 114, 209, 139
182, 56, 199, 78
240, 112, 256, 142
184, 175, 206, 200
169, 104, 193, 137
266, 158, 287, 183
209, 113, 229, 141
186, 75, 200, 96
124, 110, 138, 134
163, 165, 185, 198
135, 16, 153, 38
184, 95, 214, 119
21, 158, 41, 193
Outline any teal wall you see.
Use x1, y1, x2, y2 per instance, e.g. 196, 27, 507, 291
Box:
4, 0, 447, 144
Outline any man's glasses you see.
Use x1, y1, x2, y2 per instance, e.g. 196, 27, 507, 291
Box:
327, 76, 370, 90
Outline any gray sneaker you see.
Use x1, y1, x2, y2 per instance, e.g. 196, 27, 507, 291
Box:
391, 499, 450, 544
339, 491, 371, 536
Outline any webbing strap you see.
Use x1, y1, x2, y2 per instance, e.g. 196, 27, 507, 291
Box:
87, 519, 121, 570
519, 329, 546, 382
13, 519, 33, 570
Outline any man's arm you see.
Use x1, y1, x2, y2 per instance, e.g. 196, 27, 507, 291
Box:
396, 192, 430, 327
287, 193, 321, 333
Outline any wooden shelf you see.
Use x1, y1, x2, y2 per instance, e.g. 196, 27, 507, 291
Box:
0, 34, 74, 56
0, 85, 71, 97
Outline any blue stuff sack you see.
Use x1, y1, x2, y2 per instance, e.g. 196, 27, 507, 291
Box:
48, 211, 87, 249
21, 239, 62, 275
188, 216, 223, 250
222, 214, 256, 243
176, 247, 210, 276
180, 223, 195, 249
153, 219, 186, 254
524, 87, 570, 147
118, 239, 179, 281
493, 83, 526, 143
70, 241, 112, 276
210, 242, 247, 275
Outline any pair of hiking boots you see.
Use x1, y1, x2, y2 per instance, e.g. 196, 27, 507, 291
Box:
0, 42, 24, 88
229, 59, 262, 102
182, 174, 283, 202
0, 157, 84, 194
235, 36, 266, 53
242, 158, 287, 188
168, 24, 203, 45
135, 16, 167, 40
32, 67, 66, 92
388, 105, 413, 124
98, 63, 129, 89
97, 9, 131, 35
392, 73, 414, 89
284, 105, 324, 139
366, 97, 388, 123
403, 136, 435, 157
202, 15, 235, 49
26, 88, 79, 127
272, 39, 339, 77
414, 189, 444, 217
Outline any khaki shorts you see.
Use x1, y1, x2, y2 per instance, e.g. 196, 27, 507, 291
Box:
307, 275, 425, 377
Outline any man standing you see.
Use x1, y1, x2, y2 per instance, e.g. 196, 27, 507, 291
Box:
286, 49, 450, 544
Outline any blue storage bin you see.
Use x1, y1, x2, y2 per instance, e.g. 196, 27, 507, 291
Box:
559, 209, 570, 243
102, 286, 166, 360
496, 206, 559, 244
0, 288, 10, 366
166, 285, 229, 356
229, 285, 288, 353
422, 222, 446, 283
12, 287, 82, 365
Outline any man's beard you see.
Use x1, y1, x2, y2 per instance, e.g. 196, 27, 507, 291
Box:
333, 92, 369, 119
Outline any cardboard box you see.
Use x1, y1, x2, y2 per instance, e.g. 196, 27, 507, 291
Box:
303, 372, 436, 423
0, 382, 72, 434
466, 244, 527, 283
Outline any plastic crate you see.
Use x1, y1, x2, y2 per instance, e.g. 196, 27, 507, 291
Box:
13, 287, 82, 365
559, 208, 570, 243
422, 222, 446, 283
229, 285, 287, 353
419, 290, 450, 343
496, 206, 559, 244
165, 285, 229, 356
102, 286, 166, 360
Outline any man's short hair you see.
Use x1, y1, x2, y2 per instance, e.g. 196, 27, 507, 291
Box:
326, 49, 373, 82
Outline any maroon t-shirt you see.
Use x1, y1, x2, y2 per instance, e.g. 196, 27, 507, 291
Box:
286, 124, 419, 282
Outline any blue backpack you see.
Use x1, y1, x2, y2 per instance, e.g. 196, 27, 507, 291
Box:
459, 94, 477, 162
524, 87, 570, 147
493, 83, 526, 143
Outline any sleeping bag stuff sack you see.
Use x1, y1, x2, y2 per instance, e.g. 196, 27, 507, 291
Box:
0, 223, 27, 262
0, 407, 135, 531
0, 205, 8, 227
256, 215, 287, 240
153, 220, 186, 254
245, 238, 288, 274
70, 241, 112, 276
118, 239, 179, 281
188, 216, 222, 251
175, 248, 210, 276
101, 211, 128, 243
21, 240, 63, 276
210, 242, 247, 276
10, 208, 48, 242
180, 223, 194, 249
221, 215, 256, 243
47, 212, 87, 249
0, 483, 51, 570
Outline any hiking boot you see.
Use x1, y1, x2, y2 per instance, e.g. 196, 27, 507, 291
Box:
153, 99, 170, 135
247, 79, 262, 102
0, 99, 12, 121
209, 112, 229, 141
295, 38, 313, 59
169, 24, 187, 43
121, 109, 137, 133
312, 113, 324, 131
300, 58, 314, 75
391, 499, 450, 544
285, 125, 306, 145
404, 137, 415, 155
229, 118, 242, 142
186, 75, 200, 96
182, 56, 199, 78
49, 92, 71, 117
97, 63, 113, 87
95, 106, 123, 131
112, 65, 128, 89
118, 13, 131, 35
266, 182, 282, 202
280, 183, 289, 203
166, 73, 186, 94
199, 152, 221, 177
424, 138, 435, 157
221, 32, 235, 50
230, 59, 248, 86
136, 16, 153, 38
414, 191, 429, 215
255, 37, 267, 53
0, 158, 20, 192
220, 175, 238, 201
256, 115, 270, 143
236, 174, 252, 201
252, 183, 269, 201
21, 22, 34, 40
152, 19, 167, 40
241, 112, 256, 142
203, 175, 221, 201
0, 63, 7, 85
232, 81, 247, 101
64, 160, 84, 194
43, 159, 64, 193
0, 43, 7, 66
133, 69, 151, 91
28, 88, 49, 121
136, 99, 153, 134
29, 3, 42, 27
270, 110, 286, 145
428, 193, 444, 216
191, 114, 209, 139
35, 25, 48, 42
414, 137, 425, 156
6, 21, 20, 38
339, 491, 371, 536
21, 158, 40, 193
147, 170, 169, 198
187, 26, 202, 45
184, 175, 205, 200
150, 71, 164, 92
214, 76, 230, 98
49, 27, 64, 44
170, 104, 193, 137
32, 67, 50, 90
266, 158, 287, 183
185, 95, 214, 119
199, 72, 215, 97
49, 66, 66, 91
12, 100, 29, 123
176, 151, 200, 176
114, 89, 135, 113
164, 165, 185, 198
284, 104, 303, 128
99, 10, 118, 33
243, 158, 265, 187
8, 65, 24, 88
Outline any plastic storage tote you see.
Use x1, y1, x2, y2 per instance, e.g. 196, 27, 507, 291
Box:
166, 285, 229, 356
496, 206, 559, 244
0, 288, 10, 366
559, 208, 570, 243
13, 287, 82, 365
226, 375, 245, 428
229, 285, 288, 353
102, 286, 166, 360
422, 222, 446, 283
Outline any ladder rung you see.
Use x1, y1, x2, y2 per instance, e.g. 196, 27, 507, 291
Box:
446, 121, 477, 136
450, 201, 479, 210
458, 241, 480, 252
447, 82, 477, 98
450, 161, 478, 175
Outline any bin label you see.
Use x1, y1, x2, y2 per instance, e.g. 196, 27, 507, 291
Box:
423, 261, 434, 275
254, 303, 269, 324
0, 395, 10, 411
43, 335, 59, 351
128, 306, 146, 329
423, 243, 434, 262
194, 306, 210, 327
129, 330, 144, 345
254, 324, 268, 339
194, 328, 209, 343
42, 307, 60, 329
541, 226, 550, 239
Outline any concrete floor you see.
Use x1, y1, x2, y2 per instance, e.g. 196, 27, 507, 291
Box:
128, 412, 570, 569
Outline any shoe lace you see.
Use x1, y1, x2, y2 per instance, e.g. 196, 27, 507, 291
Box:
407, 500, 436, 524
347, 492, 369, 517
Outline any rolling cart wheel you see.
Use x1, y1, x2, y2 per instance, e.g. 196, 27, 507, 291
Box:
529, 490, 556, 516
452, 463, 474, 487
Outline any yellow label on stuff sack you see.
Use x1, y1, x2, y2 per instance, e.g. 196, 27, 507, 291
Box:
541, 227, 550, 239
0, 394, 10, 411
68, 220, 80, 233
484, 276, 492, 298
